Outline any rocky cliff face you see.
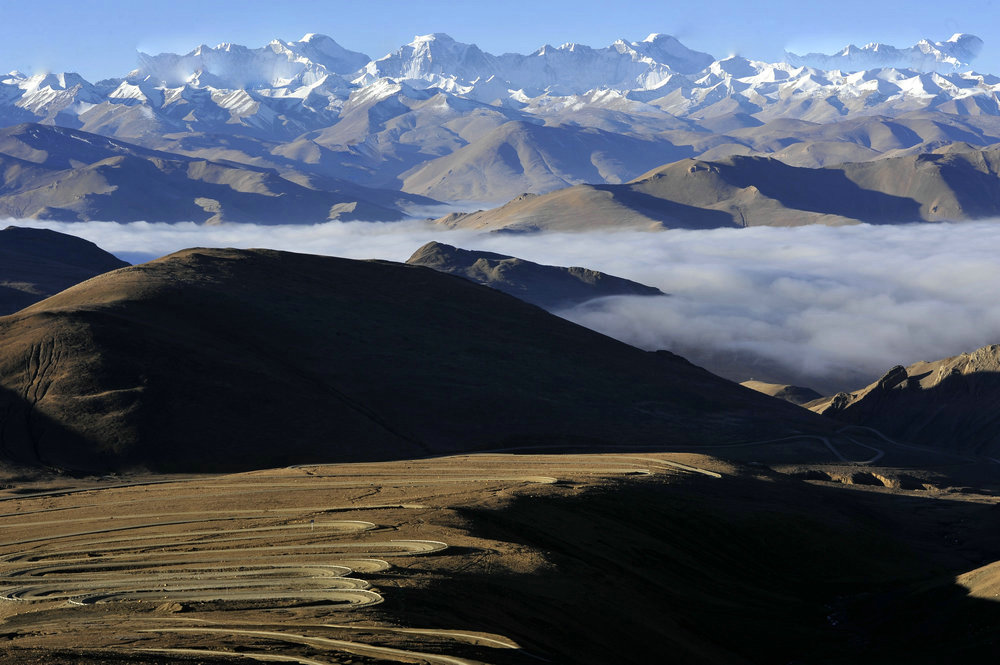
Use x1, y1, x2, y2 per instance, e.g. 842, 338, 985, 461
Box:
405, 241, 664, 309
808, 345, 1000, 456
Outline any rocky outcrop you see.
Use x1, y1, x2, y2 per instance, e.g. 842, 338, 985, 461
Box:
406, 241, 664, 309
807, 347, 1000, 455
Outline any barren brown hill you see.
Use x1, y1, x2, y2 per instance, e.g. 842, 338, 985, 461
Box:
0, 247, 829, 472
437, 147, 1000, 232
405, 241, 664, 308
0, 123, 432, 223
0, 226, 128, 315
807, 344, 1000, 456
740, 380, 822, 406
400, 120, 690, 202
698, 113, 1000, 167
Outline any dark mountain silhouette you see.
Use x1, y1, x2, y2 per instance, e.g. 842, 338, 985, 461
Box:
0, 225, 128, 315
0, 247, 829, 472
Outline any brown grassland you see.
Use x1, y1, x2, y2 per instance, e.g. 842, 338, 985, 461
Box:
1, 446, 999, 664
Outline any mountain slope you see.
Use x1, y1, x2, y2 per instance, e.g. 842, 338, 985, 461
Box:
740, 380, 823, 405
0, 247, 829, 472
400, 120, 691, 201
0, 226, 128, 315
436, 146, 1000, 231
807, 345, 1000, 456
785, 34, 984, 73
356, 32, 714, 97
271, 83, 532, 188
405, 241, 664, 308
0, 123, 431, 222
701, 112, 1000, 167
135, 33, 370, 88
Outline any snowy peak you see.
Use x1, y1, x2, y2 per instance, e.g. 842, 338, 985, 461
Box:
358, 32, 714, 97
2, 30, 999, 149
785, 34, 983, 73
359, 33, 496, 87
707, 55, 759, 79
19, 72, 91, 91
135, 34, 368, 88
280, 34, 370, 74
931, 33, 983, 63
413, 32, 458, 44
631, 33, 715, 74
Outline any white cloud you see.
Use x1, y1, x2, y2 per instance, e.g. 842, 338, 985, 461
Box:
8, 217, 1000, 395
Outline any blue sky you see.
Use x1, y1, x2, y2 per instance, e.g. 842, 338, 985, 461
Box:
4, 0, 999, 79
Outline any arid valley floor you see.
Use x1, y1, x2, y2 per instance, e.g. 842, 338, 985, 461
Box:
1, 436, 999, 665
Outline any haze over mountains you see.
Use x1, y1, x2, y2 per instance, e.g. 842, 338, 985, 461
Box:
10, 215, 1000, 401
2, 30, 1000, 217
785, 33, 985, 73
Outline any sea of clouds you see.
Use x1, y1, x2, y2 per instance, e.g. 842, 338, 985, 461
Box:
9, 218, 1000, 395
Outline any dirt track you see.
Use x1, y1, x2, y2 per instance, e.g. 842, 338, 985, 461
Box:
0, 453, 717, 664
2, 451, 998, 664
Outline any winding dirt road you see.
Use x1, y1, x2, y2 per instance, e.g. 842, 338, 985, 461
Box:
2, 453, 712, 663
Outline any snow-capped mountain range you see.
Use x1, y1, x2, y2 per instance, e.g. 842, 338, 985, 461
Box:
785, 34, 984, 73
2, 31, 996, 140
353, 32, 714, 97
2, 31, 1000, 214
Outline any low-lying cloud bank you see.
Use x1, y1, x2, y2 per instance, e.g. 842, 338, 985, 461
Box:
9, 218, 1000, 395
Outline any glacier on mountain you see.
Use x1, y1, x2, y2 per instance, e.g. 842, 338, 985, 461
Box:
785, 33, 984, 73
132, 34, 370, 91
355, 32, 714, 99
0, 31, 997, 152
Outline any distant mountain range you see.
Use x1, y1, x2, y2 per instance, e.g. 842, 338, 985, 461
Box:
0, 123, 431, 223
436, 144, 1000, 231
1, 31, 1000, 218
785, 33, 984, 73
4, 31, 991, 139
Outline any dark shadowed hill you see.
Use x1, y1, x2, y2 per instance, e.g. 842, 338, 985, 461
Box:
807, 345, 1000, 456
437, 147, 1000, 231
405, 241, 664, 308
0, 226, 129, 315
0, 247, 829, 472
